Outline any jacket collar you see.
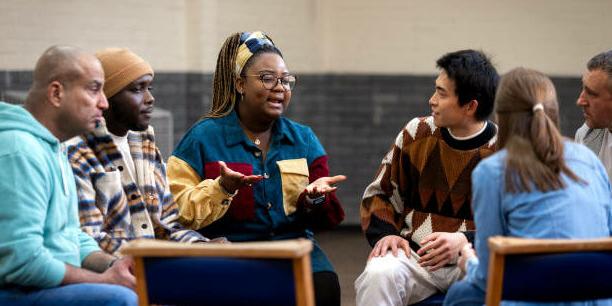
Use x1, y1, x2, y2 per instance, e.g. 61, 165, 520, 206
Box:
222, 110, 294, 147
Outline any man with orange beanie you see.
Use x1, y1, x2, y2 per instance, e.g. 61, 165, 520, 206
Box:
65, 48, 214, 256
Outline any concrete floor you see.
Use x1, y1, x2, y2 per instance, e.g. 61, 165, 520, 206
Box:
316, 226, 372, 306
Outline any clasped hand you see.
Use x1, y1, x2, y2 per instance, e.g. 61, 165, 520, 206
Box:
369, 232, 468, 271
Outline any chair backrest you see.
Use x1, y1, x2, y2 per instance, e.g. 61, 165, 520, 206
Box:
121, 238, 314, 306
485, 236, 612, 306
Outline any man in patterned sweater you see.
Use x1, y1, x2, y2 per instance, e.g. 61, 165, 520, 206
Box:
66, 48, 211, 256
355, 50, 499, 306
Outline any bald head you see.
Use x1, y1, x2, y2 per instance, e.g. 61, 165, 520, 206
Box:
30, 45, 96, 93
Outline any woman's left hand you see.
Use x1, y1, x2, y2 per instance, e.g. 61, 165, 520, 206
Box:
304, 175, 347, 197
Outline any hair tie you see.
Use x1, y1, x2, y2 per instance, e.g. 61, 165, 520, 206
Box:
532, 103, 544, 113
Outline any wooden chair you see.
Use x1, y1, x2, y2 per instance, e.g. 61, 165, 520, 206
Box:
485, 236, 612, 306
121, 238, 314, 306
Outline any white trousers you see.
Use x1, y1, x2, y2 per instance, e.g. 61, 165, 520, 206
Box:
354, 249, 463, 306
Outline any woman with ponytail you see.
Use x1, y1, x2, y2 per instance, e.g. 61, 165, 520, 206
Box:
167, 31, 345, 306
444, 68, 612, 306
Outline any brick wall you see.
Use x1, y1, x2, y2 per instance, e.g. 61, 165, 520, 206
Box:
0, 70, 583, 224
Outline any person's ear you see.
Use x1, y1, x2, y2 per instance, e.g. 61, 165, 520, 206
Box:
465, 99, 479, 117
47, 81, 63, 108
235, 77, 245, 95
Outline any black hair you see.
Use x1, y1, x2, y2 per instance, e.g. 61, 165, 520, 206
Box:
436, 49, 499, 121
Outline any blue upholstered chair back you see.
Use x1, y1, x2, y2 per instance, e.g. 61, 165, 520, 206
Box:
502, 251, 612, 302
122, 239, 315, 306
486, 236, 612, 306
144, 257, 296, 306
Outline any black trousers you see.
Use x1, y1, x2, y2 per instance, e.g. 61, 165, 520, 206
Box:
313, 271, 341, 306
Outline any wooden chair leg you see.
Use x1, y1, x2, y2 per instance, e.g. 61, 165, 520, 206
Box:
133, 257, 149, 306
486, 253, 505, 306
293, 255, 314, 306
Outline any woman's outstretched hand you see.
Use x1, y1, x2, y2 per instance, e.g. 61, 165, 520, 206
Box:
305, 175, 347, 198
218, 161, 264, 194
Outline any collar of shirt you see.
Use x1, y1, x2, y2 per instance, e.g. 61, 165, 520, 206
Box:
222, 110, 295, 148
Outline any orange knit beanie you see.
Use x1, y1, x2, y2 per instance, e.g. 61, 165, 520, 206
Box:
95, 48, 153, 98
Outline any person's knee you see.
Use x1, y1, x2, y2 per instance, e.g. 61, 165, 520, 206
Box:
443, 282, 464, 306
95, 285, 138, 306
355, 252, 409, 290
361, 251, 408, 284
443, 280, 484, 306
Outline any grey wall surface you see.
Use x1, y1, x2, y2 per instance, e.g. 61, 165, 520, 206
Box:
0, 70, 584, 225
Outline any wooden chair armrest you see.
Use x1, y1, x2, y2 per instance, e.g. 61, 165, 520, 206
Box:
488, 236, 612, 255
121, 238, 313, 259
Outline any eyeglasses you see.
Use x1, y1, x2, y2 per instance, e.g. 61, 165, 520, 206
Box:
244, 73, 297, 91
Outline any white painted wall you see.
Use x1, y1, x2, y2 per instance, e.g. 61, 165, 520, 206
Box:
1, 0, 610, 75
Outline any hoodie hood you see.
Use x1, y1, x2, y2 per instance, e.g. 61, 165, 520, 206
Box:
0, 101, 59, 148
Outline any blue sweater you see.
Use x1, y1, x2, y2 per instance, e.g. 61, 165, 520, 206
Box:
0, 102, 100, 288
465, 140, 612, 305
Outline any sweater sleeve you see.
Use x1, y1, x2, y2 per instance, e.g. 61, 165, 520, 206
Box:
297, 155, 345, 230
155, 151, 210, 242
0, 152, 66, 288
360, 128, 410, 247
78, 231, 102, 263
167, 156, 235, 230
293, 129, 344, 230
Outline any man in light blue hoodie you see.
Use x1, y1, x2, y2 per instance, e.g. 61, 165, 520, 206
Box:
0, 46, 137, 306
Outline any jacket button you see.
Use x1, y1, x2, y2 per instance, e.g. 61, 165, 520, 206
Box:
130, 194, 138, 200
263, 173, 269, 179
141, 224, 148, 229
266, 203, 272, 210
118, 166, 124, 171
254, 151, 261, 157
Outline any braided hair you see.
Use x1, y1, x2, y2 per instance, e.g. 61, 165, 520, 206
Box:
206, 32, 242, 118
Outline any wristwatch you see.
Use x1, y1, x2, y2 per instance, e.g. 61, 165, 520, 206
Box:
310, 194, 326, 205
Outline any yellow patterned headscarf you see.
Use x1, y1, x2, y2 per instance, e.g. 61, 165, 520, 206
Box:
235, 31, 275, 76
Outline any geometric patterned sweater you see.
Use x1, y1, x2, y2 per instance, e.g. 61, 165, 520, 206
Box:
361, 116, 497, 250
